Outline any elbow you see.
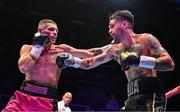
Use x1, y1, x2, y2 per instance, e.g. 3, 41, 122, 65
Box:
156, 58, 175, 71
18, 65, 27, 74
165, 58, 175, 71
18, 62, 28, 74
169, 60, 175, 71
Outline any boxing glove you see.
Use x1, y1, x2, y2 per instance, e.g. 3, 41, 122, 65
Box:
30, 32, 50, 59
120, 51, 156, 71
56, 53, 82, 69
120, 51, 140, 71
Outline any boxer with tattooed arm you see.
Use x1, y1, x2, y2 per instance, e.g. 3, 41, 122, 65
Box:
57, 10, 175, 111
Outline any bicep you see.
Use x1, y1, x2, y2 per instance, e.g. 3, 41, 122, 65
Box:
18, 45, 35, 73
18, 45, 35, 66
148, 35, 167, 57
60, 44, 94, 58
148, 35, 175, 71
19, 45, 31, 58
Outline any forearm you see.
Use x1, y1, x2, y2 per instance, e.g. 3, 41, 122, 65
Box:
58, 52, 113, 69
88, 45, 112, 56
71, 45, 112, 58
79, 53, 114, 69
59, 44, 96, 58
70, 49, 95, 58
69, 47, 107, 58
155, 56, 175, 71
80, 58, 99, 69
18, 54, 36, 73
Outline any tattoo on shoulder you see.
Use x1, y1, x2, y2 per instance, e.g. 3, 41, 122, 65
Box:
149, 35, 166, 51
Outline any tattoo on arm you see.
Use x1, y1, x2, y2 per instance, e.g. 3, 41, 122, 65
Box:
81, 59, 94, 68
148, 35, 174, 71
155, 57, 174, 71
96, 54, 107, 62
89, 48, 103, 56
149, 35, 166, 57
89, 45, 112, 56
80, 52, 114, 69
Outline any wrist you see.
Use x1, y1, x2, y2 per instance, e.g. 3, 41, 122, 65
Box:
139, 55, 156, 69
30, 45, 44, 59
72, 57, 82, 68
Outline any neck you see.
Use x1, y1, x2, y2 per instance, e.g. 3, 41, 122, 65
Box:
121, 29, 137, 49
43, 44, 52, 54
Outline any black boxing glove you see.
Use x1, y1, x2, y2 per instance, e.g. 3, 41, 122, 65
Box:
56, 53, 70, 69
30, 32, 50, 59
56, 53, 82, 69
120, 51, 156, 71
120, 51, 140, 71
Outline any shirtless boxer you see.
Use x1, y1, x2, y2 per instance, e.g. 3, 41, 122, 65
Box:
2, 19, 107, 111
57, 10, 175, 111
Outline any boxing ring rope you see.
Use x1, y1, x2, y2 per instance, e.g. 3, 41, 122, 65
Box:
165, 86, 180, 99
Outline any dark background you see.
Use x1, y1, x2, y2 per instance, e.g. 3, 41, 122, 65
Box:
0, 0, 180, 111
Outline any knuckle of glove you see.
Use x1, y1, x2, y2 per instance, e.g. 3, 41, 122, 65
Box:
121, 52, 139, 61
56, 56, 65, 68
56, 53, 74, 68
64, 54, 75, 67
33, 33, 50, 46
60, 53, 70, 59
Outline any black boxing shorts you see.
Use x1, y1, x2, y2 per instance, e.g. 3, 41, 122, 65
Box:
124, 77, 166, 111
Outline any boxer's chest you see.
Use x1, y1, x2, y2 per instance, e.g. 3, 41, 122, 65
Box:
39, 48, 65, 65
114, 42, 149, 64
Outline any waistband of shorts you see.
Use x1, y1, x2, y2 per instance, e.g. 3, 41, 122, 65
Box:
19, 80, 57, 99
127, 77, 165, 97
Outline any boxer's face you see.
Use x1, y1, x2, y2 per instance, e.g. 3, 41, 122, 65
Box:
39, 23, 59, 44
108, 19, 126, 41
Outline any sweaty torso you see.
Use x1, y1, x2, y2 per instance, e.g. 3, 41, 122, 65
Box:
113, 34, 156, 81
25, 45, 65, 88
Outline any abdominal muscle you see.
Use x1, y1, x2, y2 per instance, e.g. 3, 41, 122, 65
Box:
25, 50, 62, 88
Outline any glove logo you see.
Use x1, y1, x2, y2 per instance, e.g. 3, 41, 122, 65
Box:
120, 51, 138, 60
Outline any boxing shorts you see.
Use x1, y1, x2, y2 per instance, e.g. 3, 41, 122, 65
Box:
124, 77, 166, 111
2, 80, 58, 112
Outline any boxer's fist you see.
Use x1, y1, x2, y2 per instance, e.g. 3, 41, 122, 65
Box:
30, 32, 50, 59
32, 32, 50, 46
120, 51, 140, 71
120, 51, 156, 71
56, 53, 75, 69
